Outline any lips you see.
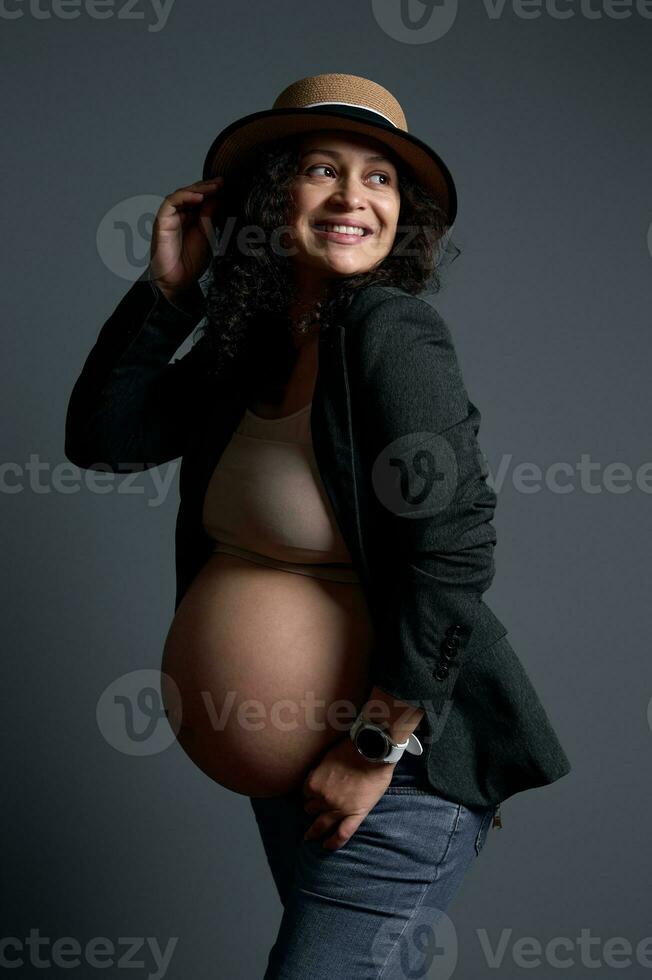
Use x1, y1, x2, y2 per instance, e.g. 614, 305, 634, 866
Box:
311, 220, 373, 236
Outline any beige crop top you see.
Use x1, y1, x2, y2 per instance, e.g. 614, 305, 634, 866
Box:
201, 402, 360, 584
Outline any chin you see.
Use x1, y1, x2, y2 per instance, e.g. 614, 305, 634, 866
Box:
321, 256, 377, 275
333, 263, 378, 279
295, 252, 379, 283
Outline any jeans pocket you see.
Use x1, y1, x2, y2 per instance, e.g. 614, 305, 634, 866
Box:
383, 785, 434, 795
474, 808, 495, 856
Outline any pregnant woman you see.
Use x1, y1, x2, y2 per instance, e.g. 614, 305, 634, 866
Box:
66, 74, 571, 978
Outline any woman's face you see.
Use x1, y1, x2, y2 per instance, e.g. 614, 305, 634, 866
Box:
286, 130, 401, 284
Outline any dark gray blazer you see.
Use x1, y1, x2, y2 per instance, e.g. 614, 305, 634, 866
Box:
65, 275, 571, 808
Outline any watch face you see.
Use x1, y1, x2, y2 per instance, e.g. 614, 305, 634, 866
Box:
356, 726, 388, 761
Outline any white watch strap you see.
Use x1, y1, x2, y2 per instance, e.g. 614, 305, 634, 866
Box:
384, 736, 409, 763
384, 732, 424, 762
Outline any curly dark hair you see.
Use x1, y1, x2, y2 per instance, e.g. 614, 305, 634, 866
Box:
193, 132, 461, 404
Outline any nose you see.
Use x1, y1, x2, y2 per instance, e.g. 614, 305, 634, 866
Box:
327, 175, 366, 211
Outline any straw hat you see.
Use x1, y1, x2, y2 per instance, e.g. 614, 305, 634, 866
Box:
202, 72, 458, 226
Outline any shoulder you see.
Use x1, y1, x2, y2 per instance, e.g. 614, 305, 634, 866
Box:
345, 282, 444, 321
343, 283, 456, 362
344, 284, 469, 422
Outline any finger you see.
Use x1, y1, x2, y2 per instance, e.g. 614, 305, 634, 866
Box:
303, 812, 340, 842
322, 814, 362, 851
192, 176, 224, 186
157, 192, 208, 221
183, 177, 225, 195
164, 182, 223, 210
197, 192, 224, 222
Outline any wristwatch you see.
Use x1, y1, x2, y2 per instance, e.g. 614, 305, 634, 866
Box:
349, 711, 423, 764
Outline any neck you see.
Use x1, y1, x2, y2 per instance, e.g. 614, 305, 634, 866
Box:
290, 267, 329, 333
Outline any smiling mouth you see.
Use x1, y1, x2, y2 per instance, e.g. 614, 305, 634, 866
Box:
311, 222, 374, 240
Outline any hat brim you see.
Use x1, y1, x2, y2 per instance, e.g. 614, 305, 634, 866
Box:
201, 106, 457, 226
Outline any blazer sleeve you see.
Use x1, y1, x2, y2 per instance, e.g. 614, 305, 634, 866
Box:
64, 275, 209, 471
351, 292, 503, 714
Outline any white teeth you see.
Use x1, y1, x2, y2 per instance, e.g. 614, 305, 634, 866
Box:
314, 223, 367, 236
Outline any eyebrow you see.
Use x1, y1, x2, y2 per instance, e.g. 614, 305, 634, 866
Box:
299, 147, 395, 165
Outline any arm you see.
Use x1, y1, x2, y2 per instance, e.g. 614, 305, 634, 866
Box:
351, 292, 501, 725
64, 273, 209, 472
300, 294, 500, 844
359, 684, 425, 744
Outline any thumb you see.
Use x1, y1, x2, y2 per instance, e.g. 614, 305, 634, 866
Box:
323, 813, 364, 851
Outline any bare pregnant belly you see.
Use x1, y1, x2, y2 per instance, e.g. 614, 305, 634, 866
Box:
161, 553, 377, 798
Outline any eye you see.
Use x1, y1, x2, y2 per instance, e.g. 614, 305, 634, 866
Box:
303, 165, 392, 185
304, 164, 336, 177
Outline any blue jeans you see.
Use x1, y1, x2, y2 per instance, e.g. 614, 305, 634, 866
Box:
249, 745, 497, 979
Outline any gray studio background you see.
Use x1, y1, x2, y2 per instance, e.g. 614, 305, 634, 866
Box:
4, 2, 651, 978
